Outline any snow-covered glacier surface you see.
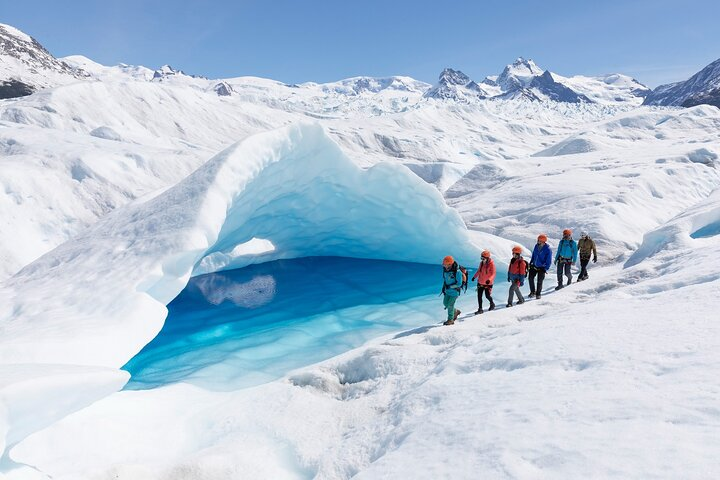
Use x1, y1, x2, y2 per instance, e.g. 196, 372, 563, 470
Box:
1, 55, 720, 478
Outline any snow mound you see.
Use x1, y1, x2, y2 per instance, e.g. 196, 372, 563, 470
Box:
532, 136, 599, 157
626, 187, 720, 267
89, 126, 122, 141
687, 148, 717, 166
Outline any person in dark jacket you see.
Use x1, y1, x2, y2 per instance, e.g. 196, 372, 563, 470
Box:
506, 246, 527, 307
555, 229, 578, 290
577, 231, 598, 281
528, 234, 553, 299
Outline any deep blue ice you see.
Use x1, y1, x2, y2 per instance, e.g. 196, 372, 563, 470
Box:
123, 257, 455, 391
690, 221, 720, 239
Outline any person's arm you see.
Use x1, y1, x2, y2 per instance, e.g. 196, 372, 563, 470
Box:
572, 241, 578, 263
472, 263, 481, 281
488, 261, 496, 285
592, 240, 597, 262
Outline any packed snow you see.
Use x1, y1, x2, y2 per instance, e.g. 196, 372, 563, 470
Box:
1, 25, 720, 479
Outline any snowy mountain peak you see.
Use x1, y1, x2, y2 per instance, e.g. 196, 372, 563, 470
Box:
151, 64, 207, 82
438, 68, 472, 86
496, 57, 544, 91
424, 68, 488, 100
644, 57, 720, 108
0, 23, 87, 99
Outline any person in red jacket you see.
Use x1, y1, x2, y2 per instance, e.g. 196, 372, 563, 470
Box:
507, 245, 527, 307
471, 250, 496, 314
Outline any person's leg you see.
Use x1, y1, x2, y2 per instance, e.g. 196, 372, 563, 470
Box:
556, 263, 564, 287
565, 262, 573, 284
507, 285, 515, 306
476, 287, 483, 312
516, 282, 525, 303
528, 268, 537, 295
581, 257, 590, 279
537, 270, 545, 296
445, 295, 457, 321
485, 287, 495, 309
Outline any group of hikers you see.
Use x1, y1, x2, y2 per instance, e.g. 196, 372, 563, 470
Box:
441, 229, 598, 325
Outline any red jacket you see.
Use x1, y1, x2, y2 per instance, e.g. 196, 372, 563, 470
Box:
508, 256, 527, 276
472, 259, 496, 285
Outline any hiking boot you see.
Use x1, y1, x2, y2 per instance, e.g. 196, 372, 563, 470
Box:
453, 309, 461, 321
528, 291, 536, 297
518, 299, 525, 304
443, 319, 455, 325
488, 303, 495, 311
475, 309, 483, 315
567, 279, 572, 285
555, 285, 564, 291
535, 293, 541, 299
506, 303, 513, 308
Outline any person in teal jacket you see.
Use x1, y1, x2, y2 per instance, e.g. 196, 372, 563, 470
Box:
555, 228, 578, 290
441, 255, 463, 325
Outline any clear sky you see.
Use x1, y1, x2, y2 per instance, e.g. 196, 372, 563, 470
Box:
3, 0, 719, 87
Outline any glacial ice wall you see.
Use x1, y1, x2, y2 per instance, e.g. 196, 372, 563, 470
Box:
0, 123, 481, 369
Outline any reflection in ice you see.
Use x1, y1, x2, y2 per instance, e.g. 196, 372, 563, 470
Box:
195, 274, 276, 307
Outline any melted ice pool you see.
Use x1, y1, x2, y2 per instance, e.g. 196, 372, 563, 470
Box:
123, 257, 446, 391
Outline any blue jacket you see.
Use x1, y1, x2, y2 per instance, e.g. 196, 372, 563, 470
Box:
530, 243, 553, 270
555, 238, 578, 263
442, 265, 464, 297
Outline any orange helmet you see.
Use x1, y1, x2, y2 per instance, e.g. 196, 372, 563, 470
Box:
563, 229, 572, 236
442, 255, 454, 266
481, 250, 491, 258
537, 234, 548, 242
511, 246, 522, 254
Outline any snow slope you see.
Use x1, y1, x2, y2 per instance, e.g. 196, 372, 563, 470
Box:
10, 216, 720, 479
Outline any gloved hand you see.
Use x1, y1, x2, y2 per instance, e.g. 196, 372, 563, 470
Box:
507, 276, 511, 283
485, 280, 490, 285
593, 257, 597, 263
554, 259, 558, 265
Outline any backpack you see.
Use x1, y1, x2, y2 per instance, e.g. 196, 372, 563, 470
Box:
443, 263, 468, 293
522, 259, 529, 278
458, 265, 468, 292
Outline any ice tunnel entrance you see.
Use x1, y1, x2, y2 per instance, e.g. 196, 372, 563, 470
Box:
123, 256, 444, 391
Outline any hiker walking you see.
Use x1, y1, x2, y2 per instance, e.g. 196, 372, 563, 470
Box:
441, 255, 466, 325
472, 250, 496, 314
577, 231, 598, 281
555, 229, 578, 290
528, 234, 553, 299
507, 246, 527, 307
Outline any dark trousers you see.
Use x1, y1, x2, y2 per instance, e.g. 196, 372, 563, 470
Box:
557, 261, 572, 285
477, 285, 494, 309
528, 266, 545, 294
580, 257, 590, 279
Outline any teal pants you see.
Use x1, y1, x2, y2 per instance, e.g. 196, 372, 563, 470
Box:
443, 294, 458, 320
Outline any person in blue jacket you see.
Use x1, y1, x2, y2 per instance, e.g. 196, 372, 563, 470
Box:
555, 228, 578, 290
528, 234, 553, 299
441, 255, 464, 325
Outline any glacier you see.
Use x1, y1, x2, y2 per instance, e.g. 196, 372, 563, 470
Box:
1, 22, 720, 478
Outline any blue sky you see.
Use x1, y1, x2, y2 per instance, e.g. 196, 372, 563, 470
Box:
3, 0, 719, 87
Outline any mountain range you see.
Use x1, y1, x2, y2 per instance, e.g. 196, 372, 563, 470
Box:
2, 23, 718, 109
